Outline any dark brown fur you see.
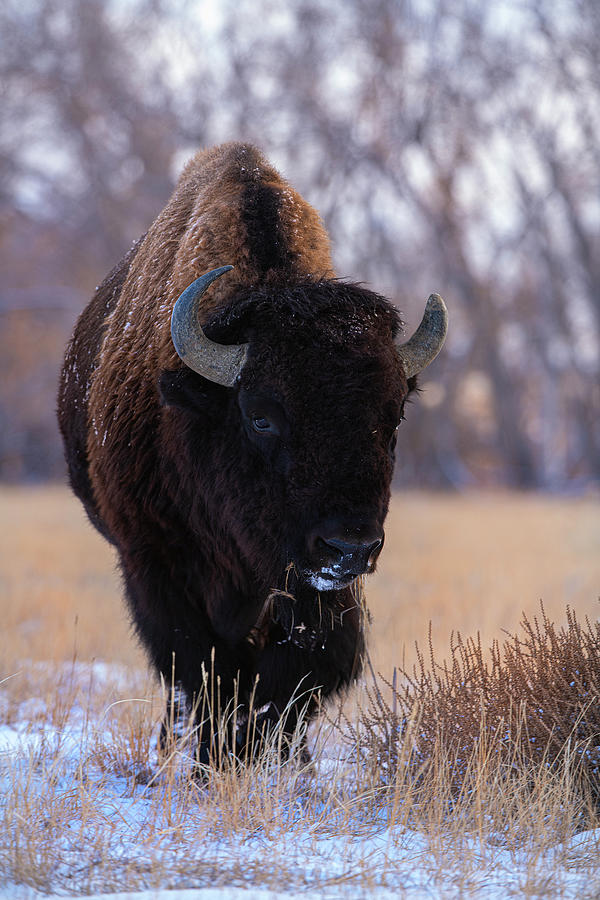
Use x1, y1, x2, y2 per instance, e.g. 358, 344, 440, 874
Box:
58, 143, 412, 762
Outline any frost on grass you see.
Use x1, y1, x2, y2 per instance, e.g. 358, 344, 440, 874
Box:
2, 609, 600, 898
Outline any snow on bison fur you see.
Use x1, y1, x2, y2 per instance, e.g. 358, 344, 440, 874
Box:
58, 142, 447, 763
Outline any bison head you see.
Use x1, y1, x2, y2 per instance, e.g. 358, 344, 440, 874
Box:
162, 267, 447, 594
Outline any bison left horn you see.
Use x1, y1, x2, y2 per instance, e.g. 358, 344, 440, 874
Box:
395, 293, 448, 379
171, 266, 249, 387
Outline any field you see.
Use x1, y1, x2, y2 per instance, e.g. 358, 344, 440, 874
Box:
1, 486, 600, 898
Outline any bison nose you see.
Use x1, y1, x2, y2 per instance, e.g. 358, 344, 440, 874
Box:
322, 536, 383, 573
313, 528, 384, 577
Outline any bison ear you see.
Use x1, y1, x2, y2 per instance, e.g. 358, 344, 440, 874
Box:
159, 369, 222, 412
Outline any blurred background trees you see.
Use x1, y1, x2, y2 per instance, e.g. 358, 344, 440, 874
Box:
1, 0, 598, 488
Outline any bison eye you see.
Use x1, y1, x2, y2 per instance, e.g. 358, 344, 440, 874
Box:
239, 392, 286, 440
252, 414, 278, 435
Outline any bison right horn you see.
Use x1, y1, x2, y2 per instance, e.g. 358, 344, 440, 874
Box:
171, 266, 249, 387
395, 293, 448, 379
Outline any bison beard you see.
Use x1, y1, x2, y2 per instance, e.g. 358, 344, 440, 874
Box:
57, 142, 447, 766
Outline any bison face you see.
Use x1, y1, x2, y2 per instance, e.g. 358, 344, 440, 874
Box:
164, 275, 446, 596
162, 280, 412, 594
234, 345, 404, 592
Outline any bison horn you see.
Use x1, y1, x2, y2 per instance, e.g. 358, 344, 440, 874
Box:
396, 293, 448, 379
171, 265, 249, 387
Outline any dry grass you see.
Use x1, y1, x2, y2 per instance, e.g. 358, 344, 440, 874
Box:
1, 485, 599, 896
0, 484, 141, 677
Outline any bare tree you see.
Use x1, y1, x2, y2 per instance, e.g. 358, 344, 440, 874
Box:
1, 0, 598, 487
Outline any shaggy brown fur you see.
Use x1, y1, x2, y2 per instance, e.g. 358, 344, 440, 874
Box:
86, 145, 332, 528
58, 142, 413, 762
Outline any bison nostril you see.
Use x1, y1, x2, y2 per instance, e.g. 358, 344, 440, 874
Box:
322, 537, 358, 559
315, 536, 340, 560
367, 538, 383, 567
323, 537, 347, 558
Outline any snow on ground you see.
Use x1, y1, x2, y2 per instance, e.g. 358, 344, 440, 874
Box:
1, 662, 600, 899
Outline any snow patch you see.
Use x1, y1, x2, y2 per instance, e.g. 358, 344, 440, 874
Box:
2, 661, 599, 899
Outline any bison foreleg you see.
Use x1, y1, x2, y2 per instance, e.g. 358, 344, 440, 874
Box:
121, 559, 258, 766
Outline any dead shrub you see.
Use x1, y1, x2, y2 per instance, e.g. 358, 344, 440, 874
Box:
347, 603, 600, 809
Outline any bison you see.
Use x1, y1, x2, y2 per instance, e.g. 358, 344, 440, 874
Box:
58, 142, 447, 763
